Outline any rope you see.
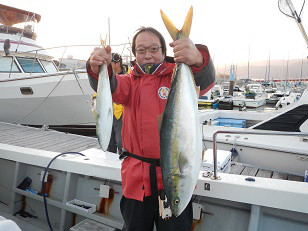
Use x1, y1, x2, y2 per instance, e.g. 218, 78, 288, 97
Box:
13, 70, 70, 124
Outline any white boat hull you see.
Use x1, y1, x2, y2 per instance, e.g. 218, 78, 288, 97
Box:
233, 97, 266, 108
0, 71, 96, 126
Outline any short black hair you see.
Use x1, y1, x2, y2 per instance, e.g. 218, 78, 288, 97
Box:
132, 27, 166, 57
111, 53, 122, 66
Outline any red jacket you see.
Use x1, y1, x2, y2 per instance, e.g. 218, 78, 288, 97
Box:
87, 47, 215, 201
112, 49, 213, 201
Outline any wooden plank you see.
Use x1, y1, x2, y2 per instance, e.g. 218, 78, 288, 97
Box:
272, 172, 288, 180
230, 163, 245, 175
256, 169, 272, 178
288, 174, 304, 182
241, 166, 258, 176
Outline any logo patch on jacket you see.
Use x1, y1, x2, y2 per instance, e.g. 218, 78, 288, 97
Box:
158, 87, 170, 99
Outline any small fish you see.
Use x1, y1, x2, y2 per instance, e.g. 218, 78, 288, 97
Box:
159, 6, 203, 217
96, 35, 113, 151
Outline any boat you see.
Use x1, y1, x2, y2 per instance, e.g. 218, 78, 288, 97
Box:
202, 87, 308, 173
233, 83, 267, 108
265, 90, 286, 104
0, 4, 96, 135
0, 100, 307, 230
198, 84, 224, 109
275, 92, 301, 109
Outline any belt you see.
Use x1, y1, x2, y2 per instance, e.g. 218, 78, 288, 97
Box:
120, 151, 161, 209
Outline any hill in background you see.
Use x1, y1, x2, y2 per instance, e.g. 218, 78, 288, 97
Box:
216, 59, 308, 81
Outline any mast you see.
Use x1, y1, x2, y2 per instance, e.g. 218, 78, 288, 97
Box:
247, 42, 250, 80
268, 51, 271, 82
285, 53, 289, 89
300, 56, 304, 83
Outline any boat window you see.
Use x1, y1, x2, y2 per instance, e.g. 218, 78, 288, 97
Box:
40, 60, 58, 73
16, 57, 44, 73
0, 57, 21, 72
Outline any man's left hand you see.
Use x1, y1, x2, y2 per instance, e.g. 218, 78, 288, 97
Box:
169, 38, 204, 67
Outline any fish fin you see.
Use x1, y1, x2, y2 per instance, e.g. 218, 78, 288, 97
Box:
181, 6, 193, 39
171, 64, 179, 83
201, 148, 205, 161
160, 9, 179, 41
160, 6, 193, 40
178, 151, 188, 174
158, 113, 164, 132
93, 109, 98, 122
195, 85, 200, 97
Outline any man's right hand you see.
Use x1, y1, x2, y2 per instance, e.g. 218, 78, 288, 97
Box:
89, 45, 112, 75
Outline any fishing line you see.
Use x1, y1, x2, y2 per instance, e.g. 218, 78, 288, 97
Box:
72, 69, 93, 111
42, 151, 85, 231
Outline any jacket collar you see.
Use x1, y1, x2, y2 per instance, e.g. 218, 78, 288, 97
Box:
131, 61, 174, 77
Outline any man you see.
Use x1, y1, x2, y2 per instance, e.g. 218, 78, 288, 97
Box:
87, 27, 215, 230
107, 53, 125, 154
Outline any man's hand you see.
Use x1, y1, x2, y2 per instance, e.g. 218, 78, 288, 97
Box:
169, 38, 203, 68
89, 45, 112, 75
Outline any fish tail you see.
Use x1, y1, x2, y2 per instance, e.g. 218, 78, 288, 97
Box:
100, 34, 107, 48
160, 6, 193, 40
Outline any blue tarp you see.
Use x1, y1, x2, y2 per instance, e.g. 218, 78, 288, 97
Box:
214, 118, 246, 128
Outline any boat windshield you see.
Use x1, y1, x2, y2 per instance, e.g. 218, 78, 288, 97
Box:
0, 57, 20, 73
16, 57, 44, 73
40, 60, 58, 73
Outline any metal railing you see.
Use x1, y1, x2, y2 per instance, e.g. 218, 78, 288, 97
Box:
212, 130, 308, 179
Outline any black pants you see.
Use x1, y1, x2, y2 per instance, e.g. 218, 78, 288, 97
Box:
120, 195, 193, 231
107, 116, 122, 153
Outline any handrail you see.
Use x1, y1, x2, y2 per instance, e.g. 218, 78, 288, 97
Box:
212, 130, 308, 180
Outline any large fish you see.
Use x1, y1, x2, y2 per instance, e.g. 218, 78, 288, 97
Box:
96, 36, 113, 151
159, 7, 203, 217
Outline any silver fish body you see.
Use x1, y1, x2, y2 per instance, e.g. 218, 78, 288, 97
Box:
96, 63, 113, 151
160, 63, 202, 217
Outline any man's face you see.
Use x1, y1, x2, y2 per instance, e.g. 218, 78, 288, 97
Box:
135, 31, 164, 66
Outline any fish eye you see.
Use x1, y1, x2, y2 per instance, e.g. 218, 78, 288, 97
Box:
174, 199, 180, 205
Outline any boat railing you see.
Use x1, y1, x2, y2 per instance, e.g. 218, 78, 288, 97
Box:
16, 43, 133, 65
211, 130, 308, 180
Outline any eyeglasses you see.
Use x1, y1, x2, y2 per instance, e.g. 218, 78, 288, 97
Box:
112, 53, 121, 63
135, 45, 161, 54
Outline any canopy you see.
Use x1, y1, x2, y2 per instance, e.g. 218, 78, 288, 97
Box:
0, 4, 41, 26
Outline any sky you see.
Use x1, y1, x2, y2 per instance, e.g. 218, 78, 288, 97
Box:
1, 0, 308, 68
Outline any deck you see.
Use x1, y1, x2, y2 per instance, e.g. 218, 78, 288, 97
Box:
0, 122, 100, 153
0, 122, 304, 182
230, 162, 304, 182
